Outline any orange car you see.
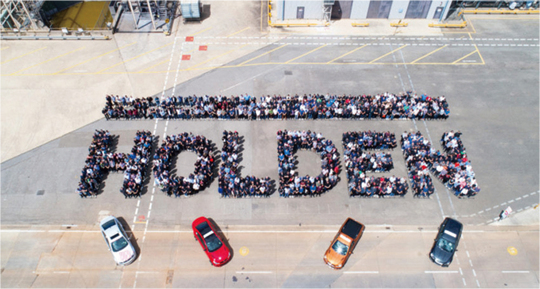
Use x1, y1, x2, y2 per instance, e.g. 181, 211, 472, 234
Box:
323, 218, 365, 269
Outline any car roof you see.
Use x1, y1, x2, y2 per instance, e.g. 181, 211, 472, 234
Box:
443, 218, 463, 233
100, 217, 122, 239
341, 218, 363, 239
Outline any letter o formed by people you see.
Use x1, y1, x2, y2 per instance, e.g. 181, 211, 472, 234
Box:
153, 133, 214, 197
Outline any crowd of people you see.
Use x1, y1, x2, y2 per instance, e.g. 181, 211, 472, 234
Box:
102, 92, 450, 121
401, 131, 436, 198
277, 130, 340, 197
153, 133, 214, 197
77, 130, 152, 198
401, 131, 480, 198
430, 131, 480, 197
218, 131, 271, 198
343, 131, 408, 197
77, 130, 112, 198
120, 131, 153, 198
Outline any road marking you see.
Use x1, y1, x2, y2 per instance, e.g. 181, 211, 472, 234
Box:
425, 271, 458, 274
285, 45, 327, 64
238, 44, 287, 65
410, 45, 447, 64
53, 271, 70, 274
54, 42, 137, 74
97, 42, 174, 73
344, 271, 379, 274
11, 47, 85, 75
187, 45, 248, 70
369, 44, 408, 64
236, 271, 272, 274
327, 44, 368, 64
507, 246, 518, 256
1, 46, 47, 64
239, 246, 249, 256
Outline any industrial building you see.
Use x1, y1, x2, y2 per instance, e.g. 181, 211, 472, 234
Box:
274, 0, 454, 22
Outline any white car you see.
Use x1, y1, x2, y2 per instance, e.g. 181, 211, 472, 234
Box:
100, 216, 137, 265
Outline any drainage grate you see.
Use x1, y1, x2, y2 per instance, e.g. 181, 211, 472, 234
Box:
36, 190, 45, 196
284, 70, 292, 75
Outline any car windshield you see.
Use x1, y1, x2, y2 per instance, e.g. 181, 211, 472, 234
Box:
437, 238, 455, 252
102, 220, 116, 231
111, 236, 129, 252
205, 233, 223, 252
332, 240, 349, 256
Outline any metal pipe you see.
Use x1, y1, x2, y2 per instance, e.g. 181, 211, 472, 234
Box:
146, 0, 156, 29
1, 35, 110, 40
127, 0, 138, 29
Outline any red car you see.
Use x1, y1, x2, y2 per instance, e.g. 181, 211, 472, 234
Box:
192, 216, 232, 266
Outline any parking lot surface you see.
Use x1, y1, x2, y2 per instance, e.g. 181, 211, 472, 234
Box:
1, 3, 539, 288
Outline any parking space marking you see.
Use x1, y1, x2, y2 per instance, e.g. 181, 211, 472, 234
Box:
97, 42, 174, 73
238, 44, 287, 66
54, 42, 137, 75
10, 47, 85, 75
1, 46, 47, 64
369, 44, 408, 64
285, 45, 327, 64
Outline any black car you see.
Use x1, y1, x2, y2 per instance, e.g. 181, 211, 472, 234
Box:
429, 218, 463, 267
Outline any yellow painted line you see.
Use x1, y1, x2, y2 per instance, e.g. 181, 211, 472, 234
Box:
474, 44, 485, 65
1, 46, 10, 51
226, 27, 250, 37
238, 44, 287, 65
1, 46, 47, 64
188, 44, 248, 70
285, 45, 327, 64
54, 42, 137, 75
468, 16, 539, 20
369, 45, 408, 64
410, 45, 447, 64
469, 18, 477, 33
97, 42, 174, 73
10, 47, 85, 75
452, 49, 478, 64
190, 27, 212, 36
326, 44, 368, 64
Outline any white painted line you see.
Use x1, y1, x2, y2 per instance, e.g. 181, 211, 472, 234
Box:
459, 268, 463, 275
478, 210, 484, 214
501, 202, 507, 205
149, 203, 152, 210
493, 205, 499, 209
523, 194, 529, 198
425, 271, 458, 274
485, 208, 491, 211
236, 271, 272, 274
472, 269, 477, 277
502, 271, 530, 274
54, 271, 70, 274
147, 210, 151, 219
469, 260, 473, 267
515, 197, 522, 200
466, 251, 470, 258
476, 279, 481, 288
344, 271, 379, 274
463, 278, 467, 286
508, 200, 514, 204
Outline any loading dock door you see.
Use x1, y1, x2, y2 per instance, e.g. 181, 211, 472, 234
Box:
405, 0, 432, 18
367, 0, 393, 18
